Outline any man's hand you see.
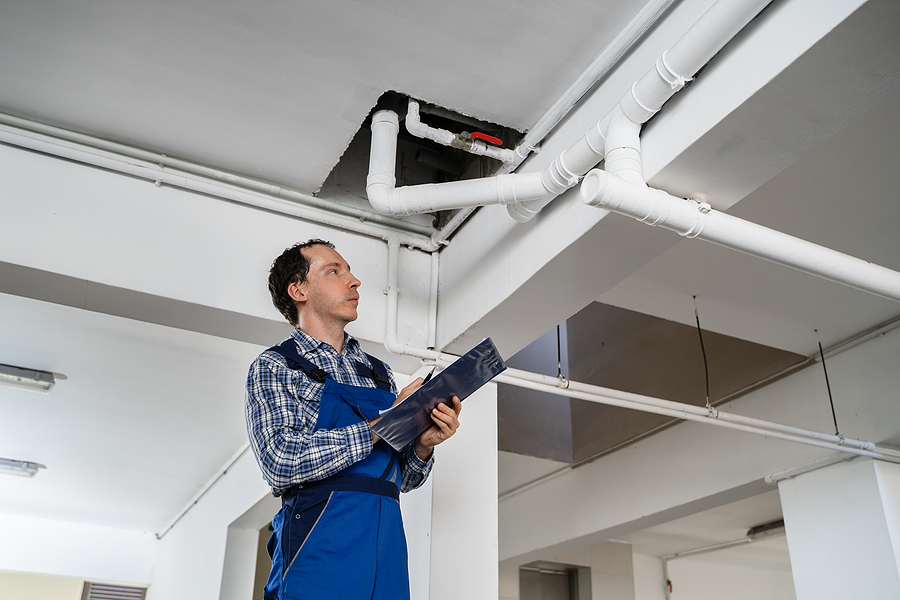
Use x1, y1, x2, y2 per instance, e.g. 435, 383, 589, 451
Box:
414, 395, 462, 461
368, 377, 425, 445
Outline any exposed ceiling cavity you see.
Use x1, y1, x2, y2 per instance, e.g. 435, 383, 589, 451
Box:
320, 92, 523, 229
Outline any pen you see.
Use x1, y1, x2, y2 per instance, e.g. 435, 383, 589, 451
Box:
422, 367, 436, 384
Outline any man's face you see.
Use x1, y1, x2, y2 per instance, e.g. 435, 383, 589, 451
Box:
296, 244, 361, 325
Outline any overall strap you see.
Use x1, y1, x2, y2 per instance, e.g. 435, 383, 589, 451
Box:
267, 339, 329, 383
359, 353, 393, 392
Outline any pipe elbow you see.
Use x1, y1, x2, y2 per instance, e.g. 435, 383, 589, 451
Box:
383, 331, 403, 355
366, 178, 398, 216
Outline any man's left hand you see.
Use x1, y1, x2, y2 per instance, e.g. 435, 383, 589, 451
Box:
415, 396, 462, 460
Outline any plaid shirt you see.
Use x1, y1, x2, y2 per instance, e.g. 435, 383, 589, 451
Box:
246, 328, 433, 496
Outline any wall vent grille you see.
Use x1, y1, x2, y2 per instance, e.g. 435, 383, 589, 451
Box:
81, 583, 147, 600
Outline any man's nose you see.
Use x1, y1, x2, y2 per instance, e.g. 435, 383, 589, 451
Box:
348, 273, 360, 288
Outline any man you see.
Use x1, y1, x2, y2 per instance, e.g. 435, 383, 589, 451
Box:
245, 239, 461, 600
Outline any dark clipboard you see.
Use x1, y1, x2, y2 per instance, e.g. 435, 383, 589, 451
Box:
371, 338, 506, 451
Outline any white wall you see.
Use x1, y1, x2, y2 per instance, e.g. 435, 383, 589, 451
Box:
667, 559, 795, 600
429, 382, 499, 600
0, 513, 157, 585
0, 571, 85, 600
778, 459, 900, 599
633, 554, 666, 600
148, 447, 270, 600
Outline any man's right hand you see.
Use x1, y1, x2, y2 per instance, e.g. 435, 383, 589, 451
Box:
368, 377, 425, 444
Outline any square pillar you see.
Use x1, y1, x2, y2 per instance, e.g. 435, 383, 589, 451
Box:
778, 458, 900, 598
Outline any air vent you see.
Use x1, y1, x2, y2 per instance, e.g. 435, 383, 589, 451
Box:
81, 583, 147, 600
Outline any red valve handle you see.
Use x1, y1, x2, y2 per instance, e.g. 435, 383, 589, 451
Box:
470, 132, 503, 146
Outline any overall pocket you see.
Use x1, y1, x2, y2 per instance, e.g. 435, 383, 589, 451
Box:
283, 489, 332, 576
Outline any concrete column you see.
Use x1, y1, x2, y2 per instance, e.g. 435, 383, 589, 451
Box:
778, 458, 900, 598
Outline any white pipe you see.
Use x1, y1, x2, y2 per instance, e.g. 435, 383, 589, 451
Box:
581, 169, 900, 304
157, 442, 251, 539
506, 0, 774, 223
366, 0, 772, 221
0, 123, 441, 253
368, 110, 553, 217
504, 0, 679, 170
426, 250, 440, 350
430, 206, 476, 247
764, 455, 853, 485
406, 100, 516, 165
0, 112, 437, 238
380, 247, 900, 467
382, 332, 900, 462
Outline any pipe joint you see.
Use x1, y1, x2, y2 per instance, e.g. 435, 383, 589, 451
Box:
585, 120, 606, 157
620, 83, 659, 124
541, 150, 581, 195
507, 201, 543, 223
656, 51, 692, 91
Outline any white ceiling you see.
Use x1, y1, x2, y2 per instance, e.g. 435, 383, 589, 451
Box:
0, 0, 643, 193
0, 292, 260, 532
1, 0, 899, 575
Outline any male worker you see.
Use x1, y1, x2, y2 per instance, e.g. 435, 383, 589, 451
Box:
245, 239, 461, 600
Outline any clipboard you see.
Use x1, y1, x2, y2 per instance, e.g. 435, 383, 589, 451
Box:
371, 337, 506, 451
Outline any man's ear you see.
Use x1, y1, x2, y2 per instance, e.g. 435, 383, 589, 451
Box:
287, 281, 307, 304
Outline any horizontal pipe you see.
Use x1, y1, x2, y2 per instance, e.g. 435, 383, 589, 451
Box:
0, 112, 437, 238
495, 371, 900, 463
379, 243, 900, 509
379, 335, 900, 463
581, 169, 900, 304
407, 100, 516, 165
508, 0, 774, 223
430, 206, 476, 247
157, 442, 251, 539
0, 124, 440, 252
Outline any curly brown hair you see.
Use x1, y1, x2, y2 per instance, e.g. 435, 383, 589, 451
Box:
268, 239, 335, 327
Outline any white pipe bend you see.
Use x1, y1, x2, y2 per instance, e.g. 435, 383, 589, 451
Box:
368, 109, 554, 217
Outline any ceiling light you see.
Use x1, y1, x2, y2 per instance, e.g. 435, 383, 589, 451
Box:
0, 457, 46, 478
0, 363, 56, 393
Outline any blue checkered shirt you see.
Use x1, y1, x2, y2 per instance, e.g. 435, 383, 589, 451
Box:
246, 328, 433, 496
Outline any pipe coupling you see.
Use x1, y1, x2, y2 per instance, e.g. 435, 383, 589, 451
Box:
620, 83, 658, 124
507, 202, 541, 223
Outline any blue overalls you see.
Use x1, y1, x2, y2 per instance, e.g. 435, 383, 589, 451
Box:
263, 339, 410, 600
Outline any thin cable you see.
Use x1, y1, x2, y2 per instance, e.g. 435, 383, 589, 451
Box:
556, 324, 563, 379
693, 296, 711, 410
816, 330, 840, 435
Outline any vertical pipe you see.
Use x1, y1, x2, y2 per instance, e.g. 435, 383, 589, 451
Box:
427, 251, 440, 349
385, 237, 401, 345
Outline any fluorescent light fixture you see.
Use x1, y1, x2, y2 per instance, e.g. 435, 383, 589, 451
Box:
0, 363, 55, 393
0, 457, 46, 478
